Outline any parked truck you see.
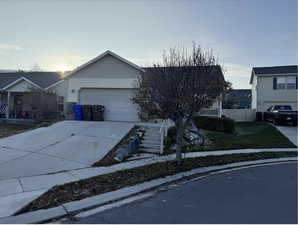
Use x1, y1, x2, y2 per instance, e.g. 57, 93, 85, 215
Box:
263, 105, 298, 126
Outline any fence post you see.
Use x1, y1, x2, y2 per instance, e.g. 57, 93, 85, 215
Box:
160, 128, 164, 155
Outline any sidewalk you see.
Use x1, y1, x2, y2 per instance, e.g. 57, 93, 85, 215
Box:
275, 125, 298, 146
0, 146, 297, 218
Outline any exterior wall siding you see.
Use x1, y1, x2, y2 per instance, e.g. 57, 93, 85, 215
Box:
48, 80, 69, 115
66, 55, 141, 103
251, 73, 257, 109
257, 75, 298, 111
6, 80, 35, 92
71, 55, 140, 79
48, 80, 68, 99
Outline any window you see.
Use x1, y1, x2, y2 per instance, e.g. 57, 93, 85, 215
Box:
275, 76, 297, 90
57, 96, 64, 112
276, 77, 286, 89
287, 77, 296, 89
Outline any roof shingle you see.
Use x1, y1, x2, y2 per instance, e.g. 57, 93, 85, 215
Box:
0, 71, 62, 89
252, 65, 298, 75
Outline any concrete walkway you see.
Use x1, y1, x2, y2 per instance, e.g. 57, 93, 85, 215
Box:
275, 125, 298, 146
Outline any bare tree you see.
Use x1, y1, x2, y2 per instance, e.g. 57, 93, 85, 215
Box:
31, 63, 42, 72
133, 43, 230, 165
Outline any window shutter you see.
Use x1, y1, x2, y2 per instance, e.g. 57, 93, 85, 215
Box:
273, 77, 277, 89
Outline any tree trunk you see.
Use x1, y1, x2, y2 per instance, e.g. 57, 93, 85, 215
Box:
175, 123, 184, 165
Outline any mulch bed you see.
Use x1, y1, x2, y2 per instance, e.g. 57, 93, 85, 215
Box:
92, 126, 141, 167
17, 151, 297, 215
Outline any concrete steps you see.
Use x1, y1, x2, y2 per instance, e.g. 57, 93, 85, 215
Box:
139, 126, 161, 154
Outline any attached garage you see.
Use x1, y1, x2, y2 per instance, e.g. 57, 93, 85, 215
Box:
79, 88, 139, 121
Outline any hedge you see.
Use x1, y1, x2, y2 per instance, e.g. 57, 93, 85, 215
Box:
193, 116, 235, 133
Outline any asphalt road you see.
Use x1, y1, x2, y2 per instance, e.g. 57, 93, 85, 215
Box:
69, 162, 298, 224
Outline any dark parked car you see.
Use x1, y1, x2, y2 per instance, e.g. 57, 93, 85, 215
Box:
264, 105, 297, 126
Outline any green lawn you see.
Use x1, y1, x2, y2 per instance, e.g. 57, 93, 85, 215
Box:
188, 122, 296, 152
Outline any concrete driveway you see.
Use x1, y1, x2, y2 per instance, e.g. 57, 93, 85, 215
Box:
0, 121, 134, 180
275, 125, 298, 146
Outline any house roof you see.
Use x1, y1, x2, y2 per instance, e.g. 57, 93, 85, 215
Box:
250, 65, 298, 84
225, 89, 251, 99
0, 71, 63, 90
223, 89, 251, 109
143, 65, 225, 82
0, 52, 225, 90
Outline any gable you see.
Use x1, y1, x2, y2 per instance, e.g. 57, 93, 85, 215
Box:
6, 79, 36, 92
70, 54, 141, 79
0, 72, 62, 90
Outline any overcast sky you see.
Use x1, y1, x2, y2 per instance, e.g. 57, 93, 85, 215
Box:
0, 0, 297, 89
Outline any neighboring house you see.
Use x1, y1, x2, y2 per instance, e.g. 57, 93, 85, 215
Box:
223, 89, 251, 109
0, 71, 64, 119
0, 50, 225, 121
250, 65, 298, 112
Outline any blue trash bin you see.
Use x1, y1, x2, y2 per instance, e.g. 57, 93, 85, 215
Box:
72, 104, 83, 120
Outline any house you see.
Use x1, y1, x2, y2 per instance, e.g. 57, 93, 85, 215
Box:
250, 65, 298, 112
222, 89, 251, 109
0, 50, 225, 122
0, 71, 64, 119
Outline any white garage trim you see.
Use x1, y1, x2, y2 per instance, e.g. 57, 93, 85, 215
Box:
79, 88, 139, 122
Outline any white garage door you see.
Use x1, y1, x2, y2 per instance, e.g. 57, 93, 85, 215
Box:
79, 88, 139, 121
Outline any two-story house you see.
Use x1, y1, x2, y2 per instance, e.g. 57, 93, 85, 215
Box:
250, 65, 298, 112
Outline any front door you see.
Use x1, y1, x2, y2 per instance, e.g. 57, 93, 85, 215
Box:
14, 94, 23, 118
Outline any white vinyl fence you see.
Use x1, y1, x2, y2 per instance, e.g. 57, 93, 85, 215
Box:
222, 109, 256, 121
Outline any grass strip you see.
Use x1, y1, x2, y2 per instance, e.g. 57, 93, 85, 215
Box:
18, 151, 297, 214
191, 123, 296, 152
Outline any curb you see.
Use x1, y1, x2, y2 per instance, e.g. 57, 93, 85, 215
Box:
0, 157, 297, 224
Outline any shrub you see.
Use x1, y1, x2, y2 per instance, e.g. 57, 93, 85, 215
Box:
194, 116, 235, 133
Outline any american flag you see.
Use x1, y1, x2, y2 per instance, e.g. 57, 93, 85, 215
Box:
0, 103, 7, 114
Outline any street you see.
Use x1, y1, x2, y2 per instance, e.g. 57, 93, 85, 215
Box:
67, 162, 298, 224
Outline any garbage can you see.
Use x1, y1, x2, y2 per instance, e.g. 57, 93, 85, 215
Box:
82, 105, 92, 121
256, 111, 263, 121
98, 105, 105, 121
72, 104, 83, 120
92, 105, 105, 121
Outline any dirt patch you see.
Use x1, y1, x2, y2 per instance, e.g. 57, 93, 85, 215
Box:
17, 151, 297, 215
0, 124, 34, 138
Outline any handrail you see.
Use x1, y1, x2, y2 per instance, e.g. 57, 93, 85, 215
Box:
159, 119, 170, 155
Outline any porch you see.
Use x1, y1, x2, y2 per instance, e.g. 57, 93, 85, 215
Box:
0, 91, 34, 119
0, 91, 64, 120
